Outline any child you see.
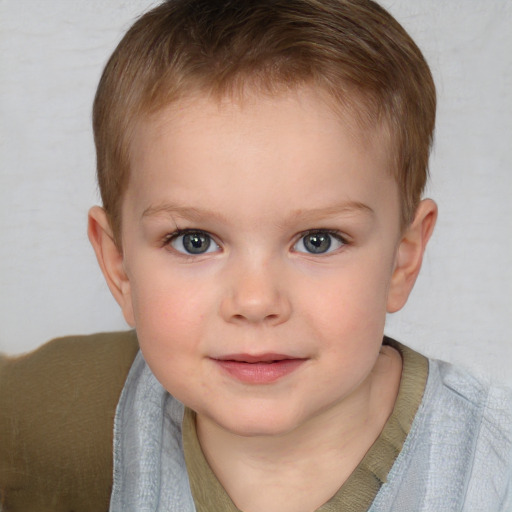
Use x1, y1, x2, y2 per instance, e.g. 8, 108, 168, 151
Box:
1, 0, 511, 511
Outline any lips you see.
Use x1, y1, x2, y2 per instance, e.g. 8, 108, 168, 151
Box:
212, 354, 306, 384
216, 353, 297, 363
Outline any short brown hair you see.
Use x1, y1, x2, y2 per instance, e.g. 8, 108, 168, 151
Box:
93, 0, 436, 243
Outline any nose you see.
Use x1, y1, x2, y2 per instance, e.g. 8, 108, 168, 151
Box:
219, 258, 292, 326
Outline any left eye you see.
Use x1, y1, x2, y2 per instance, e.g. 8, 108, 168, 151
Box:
293, 231, 345, 254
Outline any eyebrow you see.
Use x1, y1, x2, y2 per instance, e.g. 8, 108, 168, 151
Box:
141, 201, 374, 224
141, 203, 229, 222
289, 202, 374, 221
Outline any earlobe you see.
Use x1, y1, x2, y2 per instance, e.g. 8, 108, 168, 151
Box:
87, 206, 135, 326
387, 199, 437, 313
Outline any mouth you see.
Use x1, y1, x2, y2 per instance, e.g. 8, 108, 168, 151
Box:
215, 353, 298, 363
211, 354, 307, 384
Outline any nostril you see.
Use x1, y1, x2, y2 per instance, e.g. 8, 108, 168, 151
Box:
230, 312, 282, 324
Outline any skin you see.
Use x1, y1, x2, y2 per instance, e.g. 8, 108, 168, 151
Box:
89, 85, 437, 511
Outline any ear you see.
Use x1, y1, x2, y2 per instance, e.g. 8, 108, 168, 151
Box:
87, 206, 135, 327
387, 199, 437, 313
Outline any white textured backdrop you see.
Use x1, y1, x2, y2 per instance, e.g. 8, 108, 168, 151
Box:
1, 1, 511, 385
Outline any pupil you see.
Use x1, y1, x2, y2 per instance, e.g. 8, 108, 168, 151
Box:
183, 233, 210, 254
305, 233, 331, 253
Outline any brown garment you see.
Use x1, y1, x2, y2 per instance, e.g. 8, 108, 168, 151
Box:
0, 331, 139, 512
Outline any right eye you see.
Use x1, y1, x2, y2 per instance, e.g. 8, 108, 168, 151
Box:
169, 230, 219, 255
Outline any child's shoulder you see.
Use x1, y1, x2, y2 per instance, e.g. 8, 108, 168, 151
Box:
372, 350, 512, 511
431, 357, 512, 502
0, 330, 138, 511
428, 356, 512, 432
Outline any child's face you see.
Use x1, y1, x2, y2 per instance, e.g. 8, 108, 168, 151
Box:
111, 86, 412, 436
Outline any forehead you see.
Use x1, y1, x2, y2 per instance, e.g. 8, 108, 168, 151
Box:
125, 85, 397, 224
132, 84, 391, 166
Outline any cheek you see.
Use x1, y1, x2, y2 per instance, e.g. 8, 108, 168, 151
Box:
296, 253, 394, 363
129, 275, 211, 402
306, 273, 390, 390
127, 264, 214, 358
305, 259, 392, 326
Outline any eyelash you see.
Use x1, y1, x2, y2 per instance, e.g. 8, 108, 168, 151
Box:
298, 229, 347, 241
162, 228, 207, 244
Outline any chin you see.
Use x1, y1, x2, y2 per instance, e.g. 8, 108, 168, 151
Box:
213, 407, 305, 438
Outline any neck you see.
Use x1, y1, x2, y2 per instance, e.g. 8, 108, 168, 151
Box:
195, 345, 402, 512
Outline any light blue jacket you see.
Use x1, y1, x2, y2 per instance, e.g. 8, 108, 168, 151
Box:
110, 351, 512, 511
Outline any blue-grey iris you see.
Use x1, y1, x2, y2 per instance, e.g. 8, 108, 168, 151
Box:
303, 233, 331, 254
183, 232, 211, 254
